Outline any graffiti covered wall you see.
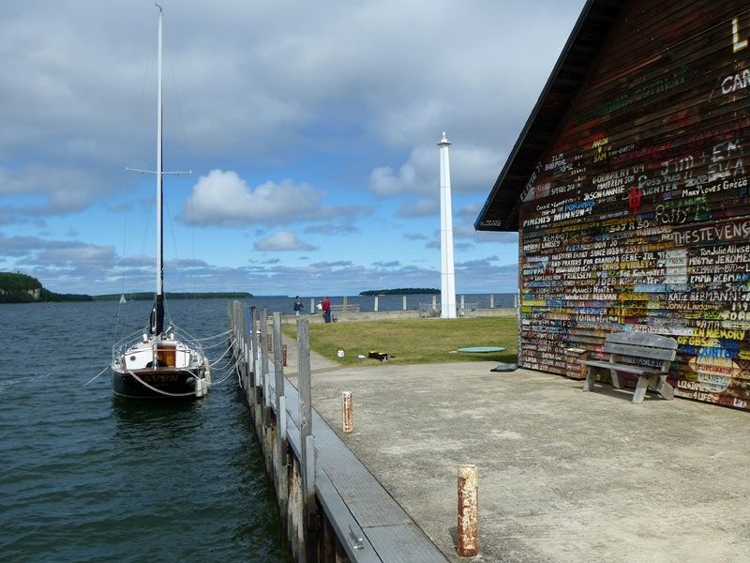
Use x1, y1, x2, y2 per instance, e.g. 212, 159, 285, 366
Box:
519, 0, 750, 410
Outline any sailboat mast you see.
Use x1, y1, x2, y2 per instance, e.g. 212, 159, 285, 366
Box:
154, 3, 165, 336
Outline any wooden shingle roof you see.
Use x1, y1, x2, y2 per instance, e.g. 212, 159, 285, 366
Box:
474, 0, 624, 232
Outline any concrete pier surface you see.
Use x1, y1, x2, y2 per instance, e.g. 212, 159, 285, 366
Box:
283, 338, 750, 563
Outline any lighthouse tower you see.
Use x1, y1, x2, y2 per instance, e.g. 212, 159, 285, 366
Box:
438, 132, 456, 318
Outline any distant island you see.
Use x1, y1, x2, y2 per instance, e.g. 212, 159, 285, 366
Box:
360, 288, 439, 296
0, 272, 252, 304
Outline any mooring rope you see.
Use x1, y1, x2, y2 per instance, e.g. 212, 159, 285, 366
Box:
197, 329, 232, 342
209, 338, 235, 368
201, 338, 230, 350
83, 366, 110, 387
216, 348, 245, 378
207, 365, 238, 388
127, 369, 201, 398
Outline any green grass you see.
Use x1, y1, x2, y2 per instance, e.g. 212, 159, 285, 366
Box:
282, 316, 518, 366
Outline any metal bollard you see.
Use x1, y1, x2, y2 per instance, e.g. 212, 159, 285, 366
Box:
457, 464, 478, 557
341, 391, 353, 433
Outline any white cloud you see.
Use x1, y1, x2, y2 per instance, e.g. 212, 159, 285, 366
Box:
398, 198, 439, 217
254, 231, 317, 252
183, 170, 325, 227
369, 143, 504, 198
183, 170, 370, 228
369, 164, 418, 197
0, 0, 582, 294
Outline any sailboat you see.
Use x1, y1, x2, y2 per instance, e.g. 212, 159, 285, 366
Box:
111, 5, 210, 399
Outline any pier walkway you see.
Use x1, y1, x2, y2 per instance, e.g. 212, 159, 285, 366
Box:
283, 336, 750, 563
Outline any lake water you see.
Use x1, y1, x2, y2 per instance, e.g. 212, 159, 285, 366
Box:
0, 299, 290, 562
0, 293, 510, 561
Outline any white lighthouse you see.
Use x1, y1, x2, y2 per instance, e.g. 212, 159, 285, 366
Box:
438, 131, 457, 318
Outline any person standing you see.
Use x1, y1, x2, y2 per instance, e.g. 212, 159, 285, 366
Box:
321, 296, 331, 323
293, 296, 303, 316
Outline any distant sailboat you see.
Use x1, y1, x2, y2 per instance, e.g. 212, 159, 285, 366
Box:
119, 294, 126, 304
111, 5, 209, 399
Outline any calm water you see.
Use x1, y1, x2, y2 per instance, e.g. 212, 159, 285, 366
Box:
0, 293, 511, 561
0, 299, 290, 562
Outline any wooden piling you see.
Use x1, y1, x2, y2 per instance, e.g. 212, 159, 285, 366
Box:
341, 391, 353, 433
297, 318, 319, 560
260, 308, 270, 409
457, 464, 479, 557
228, 300, 448, 562
272, 312, 287, 443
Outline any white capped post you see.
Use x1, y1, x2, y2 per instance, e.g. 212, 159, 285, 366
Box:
438, 132, 457, 319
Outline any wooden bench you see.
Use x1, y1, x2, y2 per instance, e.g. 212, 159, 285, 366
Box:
581, 332, 677, 404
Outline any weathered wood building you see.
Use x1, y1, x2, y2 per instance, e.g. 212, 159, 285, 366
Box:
476, 0, 750, 411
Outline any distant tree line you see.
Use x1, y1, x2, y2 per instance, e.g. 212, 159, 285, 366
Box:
0, 272, 252, 304
359, 288, 440, 296
0, 272, 94, 303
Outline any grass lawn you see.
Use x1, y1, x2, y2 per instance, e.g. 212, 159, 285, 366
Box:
282, 316, 518, 366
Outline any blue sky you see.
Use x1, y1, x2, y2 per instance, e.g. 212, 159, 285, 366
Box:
0, 0, 585, 296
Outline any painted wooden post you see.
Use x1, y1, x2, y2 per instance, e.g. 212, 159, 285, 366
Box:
374, 295, 379, 312
490, 294, 495, 309
272, 311, 289, 526
310, 298, 315, 315
297, 318, 318, 557
297, 320, 314, 498
260, 308, 270, 408
341, 391, 353, 433
457, 464, 479, 557
250, 306, 257, 389
272, 312, 287, 443
402, 295, 407, 310
247, 339, 255, 396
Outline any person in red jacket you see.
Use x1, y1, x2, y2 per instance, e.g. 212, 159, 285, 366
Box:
321, 296, 331, 323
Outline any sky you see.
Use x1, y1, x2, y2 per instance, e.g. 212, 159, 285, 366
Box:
0, 0, 586, 297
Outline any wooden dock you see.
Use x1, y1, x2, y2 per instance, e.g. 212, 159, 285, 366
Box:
229, 301, 447, 562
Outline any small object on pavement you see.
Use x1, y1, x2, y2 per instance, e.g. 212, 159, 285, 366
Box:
368, 351, 389, 361
491, 363, 517, 372
456, 346, 505, 353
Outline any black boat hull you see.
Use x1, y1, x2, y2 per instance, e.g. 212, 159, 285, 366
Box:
112, 369, 205, 399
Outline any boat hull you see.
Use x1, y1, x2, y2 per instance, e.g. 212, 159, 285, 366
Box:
112, 367, 206, 399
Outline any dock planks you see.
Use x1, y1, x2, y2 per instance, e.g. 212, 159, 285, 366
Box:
277, 367, 447, 562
